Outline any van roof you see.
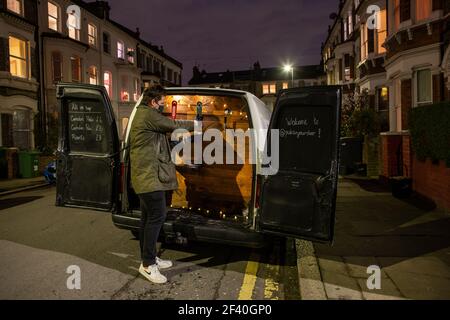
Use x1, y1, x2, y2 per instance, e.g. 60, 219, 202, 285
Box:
165, 87, 248, 95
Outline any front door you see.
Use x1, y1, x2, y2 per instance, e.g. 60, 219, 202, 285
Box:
258, 87, 341, 243
55, 84, 120, 211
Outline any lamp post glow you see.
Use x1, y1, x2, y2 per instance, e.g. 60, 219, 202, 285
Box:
283, 64, 294, 88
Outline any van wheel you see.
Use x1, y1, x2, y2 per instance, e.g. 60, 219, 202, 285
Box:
131, 230, 140, 239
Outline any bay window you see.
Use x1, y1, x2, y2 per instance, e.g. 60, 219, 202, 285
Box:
121, 75, 130, 102
67, 8, 80, 40
70, 56, 81, 82
416, 69, 432, 105
89, 66, 98, 85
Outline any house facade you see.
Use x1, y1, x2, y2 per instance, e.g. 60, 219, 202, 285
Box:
0, 0, 39, 150
37, 0, 183, 140
188, 62, 326, 111
323, 0, 450, 210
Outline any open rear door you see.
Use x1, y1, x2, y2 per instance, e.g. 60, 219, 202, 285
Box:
55, 84, 120, 211
258, 87, 341, 243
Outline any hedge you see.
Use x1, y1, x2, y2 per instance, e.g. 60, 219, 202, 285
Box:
410, 102, 450, 167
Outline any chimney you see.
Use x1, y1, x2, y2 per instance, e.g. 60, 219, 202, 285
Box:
136, 27, 140, 38
93, 1, 110, 19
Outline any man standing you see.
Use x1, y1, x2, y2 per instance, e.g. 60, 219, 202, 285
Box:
130, 86, 195, 284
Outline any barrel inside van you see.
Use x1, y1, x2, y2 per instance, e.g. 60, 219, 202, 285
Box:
126, 93, 255, 223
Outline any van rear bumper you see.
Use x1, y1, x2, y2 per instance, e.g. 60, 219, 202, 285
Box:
112, 212, 268, 248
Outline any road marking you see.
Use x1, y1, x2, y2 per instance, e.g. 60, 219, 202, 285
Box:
264, 264, 280, 300
238, 252, 260, 300
264, 243, 281, 300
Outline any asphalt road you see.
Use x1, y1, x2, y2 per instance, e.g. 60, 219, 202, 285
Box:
0, 186, 300, 300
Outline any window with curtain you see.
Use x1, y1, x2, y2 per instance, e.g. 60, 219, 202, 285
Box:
48, 2, 60, 31
377, 9, 387, 53
88, 24, 97, 47
103, 71, 112, 97
7, 0, 22, 15
51, 51, 62, 83
417, 69, 432, 104
416, 0, 432, 22
13, 109, 31, 150
67, 9, 80, 40
121, 75, 129, 101
127, 48, 134, 64
360, 23, 368, 60
377, 87, 389, 111
9, 36, 28, 79
89, 66, 97, 85
394, 0, 411, 30
70, 56, 81, 82
117, 41, 125, 59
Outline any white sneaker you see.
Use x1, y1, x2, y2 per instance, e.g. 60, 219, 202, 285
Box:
156, 257, 173, 269
139, 264, 167, 284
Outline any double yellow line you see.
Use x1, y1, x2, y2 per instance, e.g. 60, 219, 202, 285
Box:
237, 251, 280, 300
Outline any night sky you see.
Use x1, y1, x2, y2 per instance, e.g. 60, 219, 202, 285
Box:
106, 0, 338, 84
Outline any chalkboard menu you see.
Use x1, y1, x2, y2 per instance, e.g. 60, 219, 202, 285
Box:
277, 105, 333, 174
67, 99, 110, 154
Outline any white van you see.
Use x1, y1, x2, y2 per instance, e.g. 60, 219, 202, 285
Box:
55, 84, 341, 248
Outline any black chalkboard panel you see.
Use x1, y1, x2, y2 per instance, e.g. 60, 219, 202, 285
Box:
67, 98, 110, 154
277, 105, 333, 174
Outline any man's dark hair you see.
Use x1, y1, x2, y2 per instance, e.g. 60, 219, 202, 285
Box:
142, 85, 165, 105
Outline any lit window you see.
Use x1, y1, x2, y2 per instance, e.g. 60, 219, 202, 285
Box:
51, 51, 63, 83
282, 82, 289, 90
376, 9, 387, 54
104, 71, 112, 97
133, 78, 140, 101
88, 24, 97, 47
270, 84, 276, 93
416, 0, 432, 22
121, 75, 129, 102
7, 0, 22, 15
117, 41, 125, 59
48, 2, 59, 31
89, 66, 98, 85
377, 87, 389, 111
361, 23, 368, 60
9, 36, 28, 78
70, 56, 81, 82
67, 8, 80, 40
127, 48, 134, 64
416, 69, 432, 105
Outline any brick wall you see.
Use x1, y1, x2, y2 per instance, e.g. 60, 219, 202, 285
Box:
401, 79, 412, 130
402, 134, 412, 178
433, 74, 444, 103
380, 134, 403, 178
412, 158, 450, 211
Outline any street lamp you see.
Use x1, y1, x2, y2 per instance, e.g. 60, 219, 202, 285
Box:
283, 64, 294, 88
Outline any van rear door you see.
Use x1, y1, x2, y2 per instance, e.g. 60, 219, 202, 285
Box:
55, 84, 120, 211
258, 87, 341, 243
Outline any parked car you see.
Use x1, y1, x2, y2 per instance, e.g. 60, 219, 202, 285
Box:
55, 84, 341, 248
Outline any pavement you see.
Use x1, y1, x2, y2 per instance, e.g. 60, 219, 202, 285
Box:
0, 176, 49, 196
297, 178, 450, 300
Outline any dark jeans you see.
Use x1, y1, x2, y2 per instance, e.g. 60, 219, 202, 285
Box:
138, 191, 167, 267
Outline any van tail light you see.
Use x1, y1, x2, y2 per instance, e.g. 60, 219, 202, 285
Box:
255, 175, 262, 209
119, 162, 124, 194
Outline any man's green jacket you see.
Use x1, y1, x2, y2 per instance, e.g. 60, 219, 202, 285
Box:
130, 104, 194, 194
